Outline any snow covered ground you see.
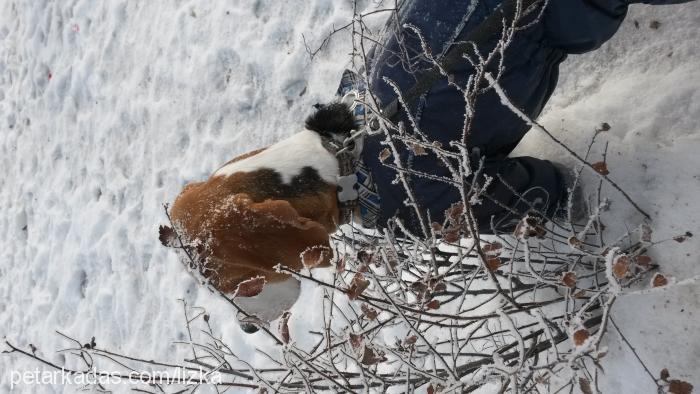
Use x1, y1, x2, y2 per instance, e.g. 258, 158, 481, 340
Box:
0, 0, 698, 392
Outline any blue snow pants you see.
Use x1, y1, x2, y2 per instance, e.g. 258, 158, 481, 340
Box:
362, 0, 692, 234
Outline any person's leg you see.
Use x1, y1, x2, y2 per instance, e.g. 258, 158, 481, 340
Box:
363, 0, 694, 233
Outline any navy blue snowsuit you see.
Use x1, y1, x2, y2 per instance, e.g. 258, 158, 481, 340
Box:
362, 0, 691, 234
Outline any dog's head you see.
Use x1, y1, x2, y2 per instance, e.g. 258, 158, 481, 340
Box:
163, 103, 354, 331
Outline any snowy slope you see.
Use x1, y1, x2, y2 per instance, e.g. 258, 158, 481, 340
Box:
0, 0, 698, 393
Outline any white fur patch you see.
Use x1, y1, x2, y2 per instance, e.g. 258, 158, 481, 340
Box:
234, 277, 301, 323
214, 129, 339, 184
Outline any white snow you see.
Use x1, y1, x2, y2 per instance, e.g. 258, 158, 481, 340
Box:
0, 0, 698, 393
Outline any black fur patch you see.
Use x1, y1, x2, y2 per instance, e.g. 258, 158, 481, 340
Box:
305, 102, 354, 137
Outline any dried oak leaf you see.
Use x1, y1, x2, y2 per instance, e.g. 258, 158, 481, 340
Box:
641, 224, 653, 242
427, 383, 445, 394
347, 273, 370, 300
411, 281, 429, 298
579, 377, 594, 394
335, 256, 346, 273
660, 368, 671, 382
349, 333, 363, 350
613, 255, 630, 279
357, 250, 374, 265
426, 299, 440, 310
361, 304, 378, 320
430, 222, 443, 232
674, 232, 693, 243
431, 280, 447, 292
404, 335, 418, 346
635, 254, 653, 268
486, 257, 501, 272
669, 380, 693, 394
652, 273, 669, 288
443, 229, 460, 243
158, 225, 177, 247
409, 142, 428, 156
514, 214, 548, 239
562, 271, 577, 288
278, 311, 291, 345
483, 242, 503, 256
568, 236, 584, 250
573, 328, 590, 346
360, 346, 387, 365
446, 202, 464, 221
301, 245, 332, 268
591, 161, 610, 176
236, 276, 266, 297
379, 148, 391, 163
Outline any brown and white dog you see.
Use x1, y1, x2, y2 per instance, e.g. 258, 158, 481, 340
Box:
163, 103, 356, 332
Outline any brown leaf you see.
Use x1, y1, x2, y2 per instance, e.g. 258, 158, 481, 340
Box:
426, 299, 440, 310
613, 255, 630, 279
301, 245, 332, 268
579, 377, 593, 394
349, 333, 363, 350
361, 304, 378, 320
568, 236, 584, 250
573, 328, 590, 346
430, 222, 443, 232
483, 242, 503, 256
347, 273, 370, 300
660, 368, 670, 382
635, 254, 652, 265
592, 161, 610, 176
409, 142, 427, 156
427, 383, 445, 394
360, 346, 387, 365
357, 250, 374, 265
404, 335, 418, 345
652, 273, 668, 288
598, 122, 611, 132
379, 148, 391, 163
158, 225, 177, 247
335, 256, 346, 273
431, 281, 447, 292
669, 380, 693, 394
514, 214, 548, 239
641, 224, 653, 242
674, 232, 693, 243
485, 257, 501, 272
411, 281, 428, 298
236, 276, 266, 297
562, 271, 577, 288
574, 290, 587, 299
446, 202, 464, 221
443, 229, 460, 243
278, 311, 291, 345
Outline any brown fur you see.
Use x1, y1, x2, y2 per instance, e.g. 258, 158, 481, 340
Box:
170, 151, 339, 294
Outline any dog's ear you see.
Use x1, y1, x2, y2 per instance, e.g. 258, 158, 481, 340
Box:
305, 102, 354, 137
